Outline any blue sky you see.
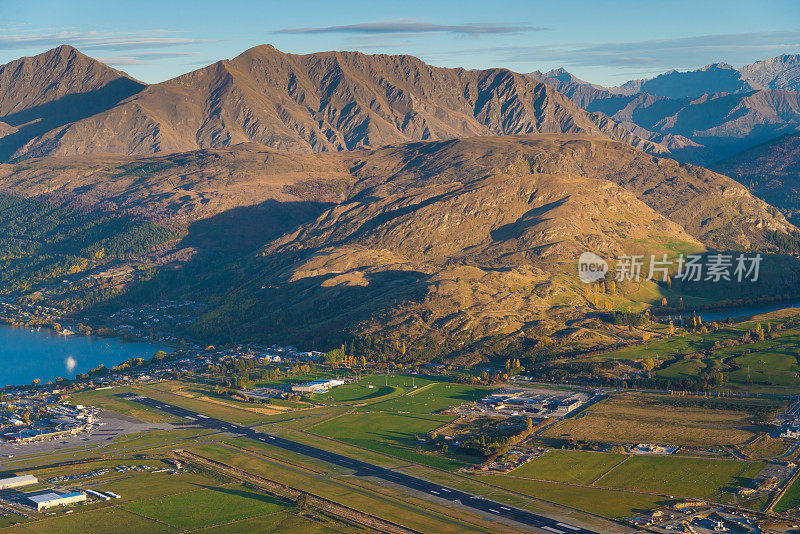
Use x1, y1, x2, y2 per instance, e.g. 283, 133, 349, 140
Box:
0, 0, 798, 86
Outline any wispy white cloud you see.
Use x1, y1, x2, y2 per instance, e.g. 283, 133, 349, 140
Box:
448, 31, 800, 70
95, 56, 146, 66
0, 29, 208, 51
276, 20, 545, 37
96, 51, 196, 66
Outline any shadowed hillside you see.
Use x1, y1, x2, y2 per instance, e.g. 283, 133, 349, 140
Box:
92, 134, 791, 355
713, 133, 800, 221
0, 46, 146, 161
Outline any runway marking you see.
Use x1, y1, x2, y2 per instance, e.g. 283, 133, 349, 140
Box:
118, 394, 598, 534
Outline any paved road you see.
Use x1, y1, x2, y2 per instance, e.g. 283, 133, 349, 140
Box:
115, 393, 599, 534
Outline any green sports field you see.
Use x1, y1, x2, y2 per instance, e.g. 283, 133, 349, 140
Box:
505, 449, 764, 501
510, 450, 628, 485
365, 382, 492, 414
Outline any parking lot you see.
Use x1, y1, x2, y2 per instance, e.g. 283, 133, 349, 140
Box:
0, 411, 173, 460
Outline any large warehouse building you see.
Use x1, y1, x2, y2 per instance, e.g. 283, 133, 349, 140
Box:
0, 475, 38, 490
291, 379, 344, 394
27, 491, 86, 510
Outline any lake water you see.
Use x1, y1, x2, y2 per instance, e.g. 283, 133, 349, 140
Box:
0, 325, 167, 387
667, 301, 800, 323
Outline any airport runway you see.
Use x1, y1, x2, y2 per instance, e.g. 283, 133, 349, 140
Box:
115, 393, 599, 534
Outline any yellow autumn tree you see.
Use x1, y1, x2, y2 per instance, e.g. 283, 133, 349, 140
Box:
642, 358, 656, 377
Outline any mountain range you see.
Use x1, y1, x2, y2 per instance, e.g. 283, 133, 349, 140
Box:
1, 44, 799, 356
532, 54, 800, 99
529, 55, 800, 164
0, 45, 664, 163
3, 46, 798, 170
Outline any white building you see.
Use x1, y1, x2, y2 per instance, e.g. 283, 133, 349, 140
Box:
27, 491, 86, 510
0, 475, 37, 490
291, 379, 345, 394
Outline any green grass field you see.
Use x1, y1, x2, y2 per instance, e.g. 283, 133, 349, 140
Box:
657, 358, 708, 379
67, 387, 183, 423
310, 374, 406, 404
91, 469, 231, 502
187, 442, 501, 534
510, 450, 627, 485
0, 460, 307, 533
774, 475, 800, 513
311, 374, 447, 405
506, 450, 763, 501
317, 384, 395, 403
728, 352, 799, 386
595, 455, 763, 500
365, 382, 492, 414
4, 507, 173, 534
308, 412, 468, 470
6, 490, 359, 534
299, 376, 491, 470
481, 475, 672, 519
122, 483, 289, 530
568, 315, 800, 393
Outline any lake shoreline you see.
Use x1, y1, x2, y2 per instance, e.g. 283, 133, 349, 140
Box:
0, 323, 169, 388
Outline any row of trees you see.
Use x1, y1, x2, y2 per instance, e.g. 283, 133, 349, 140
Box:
460, 417, 537, 461
206, 358, 315, 390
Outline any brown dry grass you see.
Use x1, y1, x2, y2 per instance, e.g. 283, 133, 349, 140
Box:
540, 392, 760, 447
145, 380, 289, 415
